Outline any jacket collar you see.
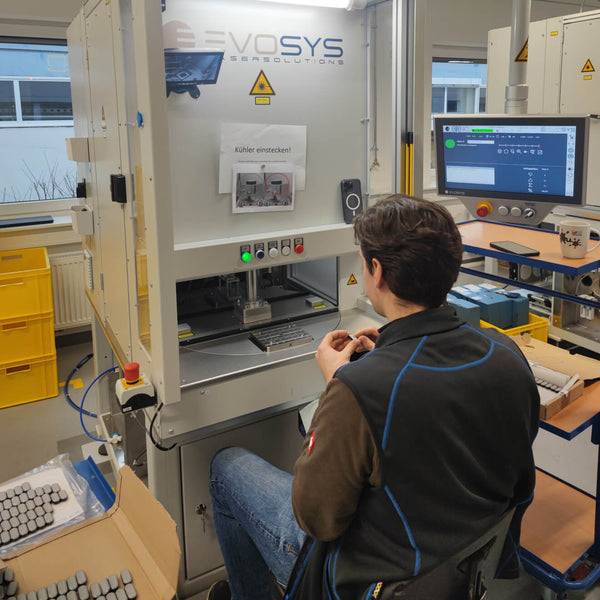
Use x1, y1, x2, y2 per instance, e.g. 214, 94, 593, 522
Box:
375, 304, 465, 348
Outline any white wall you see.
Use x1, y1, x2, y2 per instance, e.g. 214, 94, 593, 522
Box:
0, 0, 81, 38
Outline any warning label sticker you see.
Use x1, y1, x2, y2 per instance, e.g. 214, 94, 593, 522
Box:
250, 70, 276, 96
347, 274, 358, 285
514, 39, 528, 63
582, 59, 595, 73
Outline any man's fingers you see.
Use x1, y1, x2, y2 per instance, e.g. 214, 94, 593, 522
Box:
357, 336, 376, 351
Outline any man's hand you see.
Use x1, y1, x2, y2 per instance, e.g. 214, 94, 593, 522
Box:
315, 330, 363, 384
352, 327, 379, 352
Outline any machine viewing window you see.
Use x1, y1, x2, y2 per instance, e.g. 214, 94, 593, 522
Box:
435, 115, 589, 206
176, 257, 338, 345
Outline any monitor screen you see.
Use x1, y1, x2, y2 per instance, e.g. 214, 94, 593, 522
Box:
164, 49, 224, 85
435, 115, 589, 206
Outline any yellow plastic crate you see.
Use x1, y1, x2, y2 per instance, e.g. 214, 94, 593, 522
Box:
480, 312, 548, 342
0, 248, 52, 319
0, 354, 58, 409
0, 312, 55, 364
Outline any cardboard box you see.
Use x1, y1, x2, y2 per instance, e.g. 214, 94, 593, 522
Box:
0, 467, 180, 600
513, 334, 600, 419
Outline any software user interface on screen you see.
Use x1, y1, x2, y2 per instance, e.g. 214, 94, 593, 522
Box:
436, 118, 586, 205
164, 50, 224, 85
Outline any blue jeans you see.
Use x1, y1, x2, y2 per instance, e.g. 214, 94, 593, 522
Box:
209, 447, 307, 600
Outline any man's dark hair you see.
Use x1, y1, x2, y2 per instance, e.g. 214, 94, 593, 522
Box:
353, 195, 463, 309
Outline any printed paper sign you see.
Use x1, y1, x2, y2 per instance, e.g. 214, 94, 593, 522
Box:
220, 123, 307, 193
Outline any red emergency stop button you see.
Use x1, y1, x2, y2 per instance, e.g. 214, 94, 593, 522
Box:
295, 244, 304, 254
476, 201, 493, 218
124, 362, 140, 384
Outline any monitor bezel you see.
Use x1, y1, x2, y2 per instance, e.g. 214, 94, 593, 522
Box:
434, 114, 589, 206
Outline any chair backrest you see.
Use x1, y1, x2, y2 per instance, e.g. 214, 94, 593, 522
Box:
392, 507, 516, 600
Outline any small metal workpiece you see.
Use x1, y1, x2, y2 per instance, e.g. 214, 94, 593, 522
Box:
123, 585, 136, 600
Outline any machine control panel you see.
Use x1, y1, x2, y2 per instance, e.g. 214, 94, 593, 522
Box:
239, 237, 305, 264
467, 199, 548, 226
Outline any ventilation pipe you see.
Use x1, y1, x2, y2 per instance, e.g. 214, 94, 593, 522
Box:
505, 0, 531, 114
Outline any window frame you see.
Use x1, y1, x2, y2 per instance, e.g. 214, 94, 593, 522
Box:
424, 53, 488, 193
0, 76, 74, 128
0, 36, 77, 218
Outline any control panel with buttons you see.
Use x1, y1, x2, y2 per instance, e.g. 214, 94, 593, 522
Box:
239, 237, 305, 265
463, 199, 551, 226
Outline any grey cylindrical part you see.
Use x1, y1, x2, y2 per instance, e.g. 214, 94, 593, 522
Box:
505, 0, 531, 114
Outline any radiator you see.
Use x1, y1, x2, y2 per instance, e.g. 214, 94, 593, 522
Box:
49, 251, 92, 330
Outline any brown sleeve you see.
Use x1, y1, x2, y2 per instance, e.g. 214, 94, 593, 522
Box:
291, 377, 380, 542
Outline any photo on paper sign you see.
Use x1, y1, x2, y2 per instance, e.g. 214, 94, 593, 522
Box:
232, 162, 295, 213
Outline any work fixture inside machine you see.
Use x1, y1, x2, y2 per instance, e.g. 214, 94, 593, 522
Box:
177, 257, 337, 344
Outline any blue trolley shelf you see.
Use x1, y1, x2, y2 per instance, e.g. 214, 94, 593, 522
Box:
458, 221, 600, 595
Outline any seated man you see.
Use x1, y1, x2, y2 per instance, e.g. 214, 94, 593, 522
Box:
208, 195, 539, 600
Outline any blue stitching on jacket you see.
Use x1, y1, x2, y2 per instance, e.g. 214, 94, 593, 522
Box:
384, 485, 421, 576
336, 347, 379, 376
382, 337, 428, 451
410, 342, 494, 372
462, 324, 531, 369
285, 540, 316, 600
330, 541, 343, 600
325, 551, 334, 600
516, 490, 534, 506
364, 583, 376, 600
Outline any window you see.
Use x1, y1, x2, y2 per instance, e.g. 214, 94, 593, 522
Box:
0, 39, 76, 205
426, 58, 487, 191
431, 59, 487, 125
20, 81, 73, 121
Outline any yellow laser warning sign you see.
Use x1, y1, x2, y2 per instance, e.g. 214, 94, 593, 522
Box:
347, 274, 358, 285
514, 39, 528, 63
250, 70, 276, 96
582, 59, 595, 73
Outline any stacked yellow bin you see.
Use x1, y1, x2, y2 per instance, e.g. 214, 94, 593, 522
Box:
0, 247, 58, 408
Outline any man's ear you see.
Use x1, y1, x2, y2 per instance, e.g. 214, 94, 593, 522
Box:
371, 258, 387, 289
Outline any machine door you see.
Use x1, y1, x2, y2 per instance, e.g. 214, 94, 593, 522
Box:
180, 410, 304, 582
560, 17, 600, 114
85, 0, 132, 359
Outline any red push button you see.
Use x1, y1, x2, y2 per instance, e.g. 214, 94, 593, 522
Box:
124, 362, 140, 384
294, 244, 304, 254
476, 202, 492, 218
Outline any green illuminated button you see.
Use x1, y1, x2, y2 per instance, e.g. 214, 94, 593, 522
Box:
241, 251, 252, 263
445, 139, 456, 149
